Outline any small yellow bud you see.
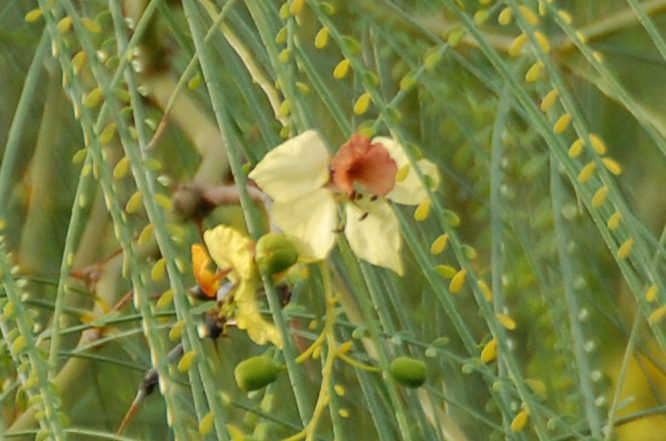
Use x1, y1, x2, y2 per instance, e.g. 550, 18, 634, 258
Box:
138, 224, 155, 245
526, 378, 547, 395
540, 88, 559, 112
649, 306, 666, 324
11, 336, 27, 353
289, 0, 305, 15
435, 265, 457, 278
508, 33, 528, 57
591, 186, 609, 207
151, 258, 167, 281
430, 234, 449, 255
589, 134, 607, 154
568, 138, 584, 158
511, 409, 530, 432
188, 75, 202, 90
125, 191, 143, 214
314, 27, 329, 49
278, 100, 291, 117
478, 280, 493, 301
82, 17, 101, 34
278, 48, 291, 63
498, 8, 512, 25
177, 350, 197, 372
275, 27, 288, 44
525, 61, 544, 82
474, 9, 489, 26
72, 149, 87, 164
414, 199, 432, 221
72, 51, 88, 74
577, 162, 596, 183
558, 10, 573, 24
617, 238, 635, 259
333, 59, 351, 79
449, 269, 467, 294
399, 74, 416, 91
396, 165, 410, 182
534, 31, 551, 53
646, 285, 659, 303
155, 194, 174, 211
519, 5, 539, 25
83, 87, 104, 108
157, 289, 175, 310
553, 113, 572, 133
496, 313, 517, 330
481, 338, 498, 363
57, 16, 73, 33
602, 157, 622, 175
25, 8, 44, 23
100, 123, 117, 144
113, 156, 130, 180
607, 211, 622, 230
353, 92, 372, 115
199, 412, 215, 436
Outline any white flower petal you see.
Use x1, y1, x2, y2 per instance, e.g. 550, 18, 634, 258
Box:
272, 188, 337, 260
249, 130, 331, 202
373, 136, 440, 205
345, 200, 404, 275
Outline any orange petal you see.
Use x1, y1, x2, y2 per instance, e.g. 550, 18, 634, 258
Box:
331, 134, 397, 197
191, 244, 221, 298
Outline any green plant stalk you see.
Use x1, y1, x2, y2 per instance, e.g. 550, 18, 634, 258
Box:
180, 0, 313, 425
430, 2, 665, 434
0, 30, 48, 210
489, 88, 513, 436
35, 0, 194, 436
626, 0, 666, 63
527, 0, 666, 365
244, 0, 313, 133
199, 0, 286, 131
106, 1, 231, 435
550, 154, 602, 437
45, 140, 99, 375
0, 242, 66, 439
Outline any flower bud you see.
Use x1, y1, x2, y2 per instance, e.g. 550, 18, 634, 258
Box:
255, 233, 299, 275
234, 356, 280, 391
389, 357, 427, 388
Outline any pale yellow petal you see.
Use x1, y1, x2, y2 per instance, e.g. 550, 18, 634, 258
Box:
272, 188, 337, 260
234, 281, 283, 348
248, 130, 331, 202
345, 200, 403, 275
373, 136, 440, 205
203, 225, 257, 281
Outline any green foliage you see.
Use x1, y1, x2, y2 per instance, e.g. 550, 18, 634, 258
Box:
1, 0, 666, 440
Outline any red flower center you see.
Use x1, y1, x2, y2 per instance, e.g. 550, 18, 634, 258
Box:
330, 134, 398, 197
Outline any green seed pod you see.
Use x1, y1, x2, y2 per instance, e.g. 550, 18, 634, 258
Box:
255, 233, 299, 275
389, 357, 427, 388
234, 356, 279, 391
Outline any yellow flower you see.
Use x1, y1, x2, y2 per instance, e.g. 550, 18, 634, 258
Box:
248, 130, 439, 275
201, 225, 283, 348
